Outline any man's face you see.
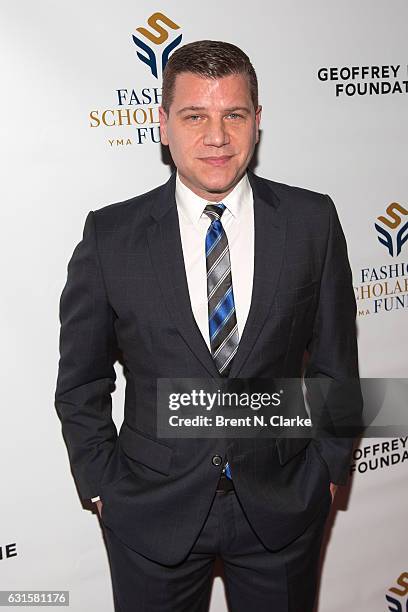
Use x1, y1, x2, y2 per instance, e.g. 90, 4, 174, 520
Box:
159, 72, 262, 201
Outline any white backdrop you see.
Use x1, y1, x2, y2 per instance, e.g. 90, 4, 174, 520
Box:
1, 1, 407, 610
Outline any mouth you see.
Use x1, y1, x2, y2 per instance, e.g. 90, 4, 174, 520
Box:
198, 156, 233, 167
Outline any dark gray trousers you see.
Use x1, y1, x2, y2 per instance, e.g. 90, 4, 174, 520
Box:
102, 484, 331, 612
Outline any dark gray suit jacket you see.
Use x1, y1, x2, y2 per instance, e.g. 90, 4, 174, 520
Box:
55, 170, 362, 565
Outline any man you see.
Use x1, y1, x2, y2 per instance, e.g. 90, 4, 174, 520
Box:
55, 40, 362, 611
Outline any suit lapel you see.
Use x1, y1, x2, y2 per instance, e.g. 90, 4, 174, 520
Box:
146, 170, 287, 379
228, 171, 287, 377
146, 172, 220, 376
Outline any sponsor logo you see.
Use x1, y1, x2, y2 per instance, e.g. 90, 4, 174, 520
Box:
88, 12, 182, 147
354, 203, 408, 316
132, 12, 182, 79
386, 572, 408, 611
317, 63, 408, 97
375, 203, 408, 258
350, 438, 408, 475
0, 542, 17, 561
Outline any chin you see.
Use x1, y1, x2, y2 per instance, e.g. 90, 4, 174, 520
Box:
198, 172, 238, 194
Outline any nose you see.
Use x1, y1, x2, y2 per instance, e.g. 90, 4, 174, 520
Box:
202, 117, 230, 147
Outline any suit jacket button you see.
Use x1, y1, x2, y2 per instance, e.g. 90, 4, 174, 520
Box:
212, 455, 222, 466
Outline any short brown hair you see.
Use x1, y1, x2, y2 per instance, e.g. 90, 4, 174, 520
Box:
162, 40, 258, 114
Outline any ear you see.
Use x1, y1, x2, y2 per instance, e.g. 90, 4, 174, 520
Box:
159, 106, 169, 145
255, 105, 262, 143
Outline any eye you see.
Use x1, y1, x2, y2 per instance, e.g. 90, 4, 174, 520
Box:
186, 114, 202, 121
226, 112, 243, 119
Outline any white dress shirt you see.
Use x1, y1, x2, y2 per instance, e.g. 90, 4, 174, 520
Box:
175, 169, 254, 350
91, 170, 255, 503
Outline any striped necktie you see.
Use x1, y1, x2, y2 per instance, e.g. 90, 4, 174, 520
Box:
204, 203, 239, 376
204, 202, 238, 480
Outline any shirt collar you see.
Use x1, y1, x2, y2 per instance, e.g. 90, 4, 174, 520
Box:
175, 170, 251, 227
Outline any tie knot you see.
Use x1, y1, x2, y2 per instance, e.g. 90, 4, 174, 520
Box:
203, 202, 226, 221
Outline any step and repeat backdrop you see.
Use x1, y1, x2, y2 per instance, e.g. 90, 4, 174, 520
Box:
1, 1, 407, 610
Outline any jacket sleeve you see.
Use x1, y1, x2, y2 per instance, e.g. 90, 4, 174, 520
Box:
54, 210, 119, 501
304, 195, 363, 485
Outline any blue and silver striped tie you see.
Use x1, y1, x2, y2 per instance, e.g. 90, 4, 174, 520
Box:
204, 202, 239, 480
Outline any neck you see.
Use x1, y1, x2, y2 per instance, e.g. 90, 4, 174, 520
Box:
177, 171, 246, 202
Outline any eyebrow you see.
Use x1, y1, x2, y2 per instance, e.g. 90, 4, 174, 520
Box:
176, 106, 252, 115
